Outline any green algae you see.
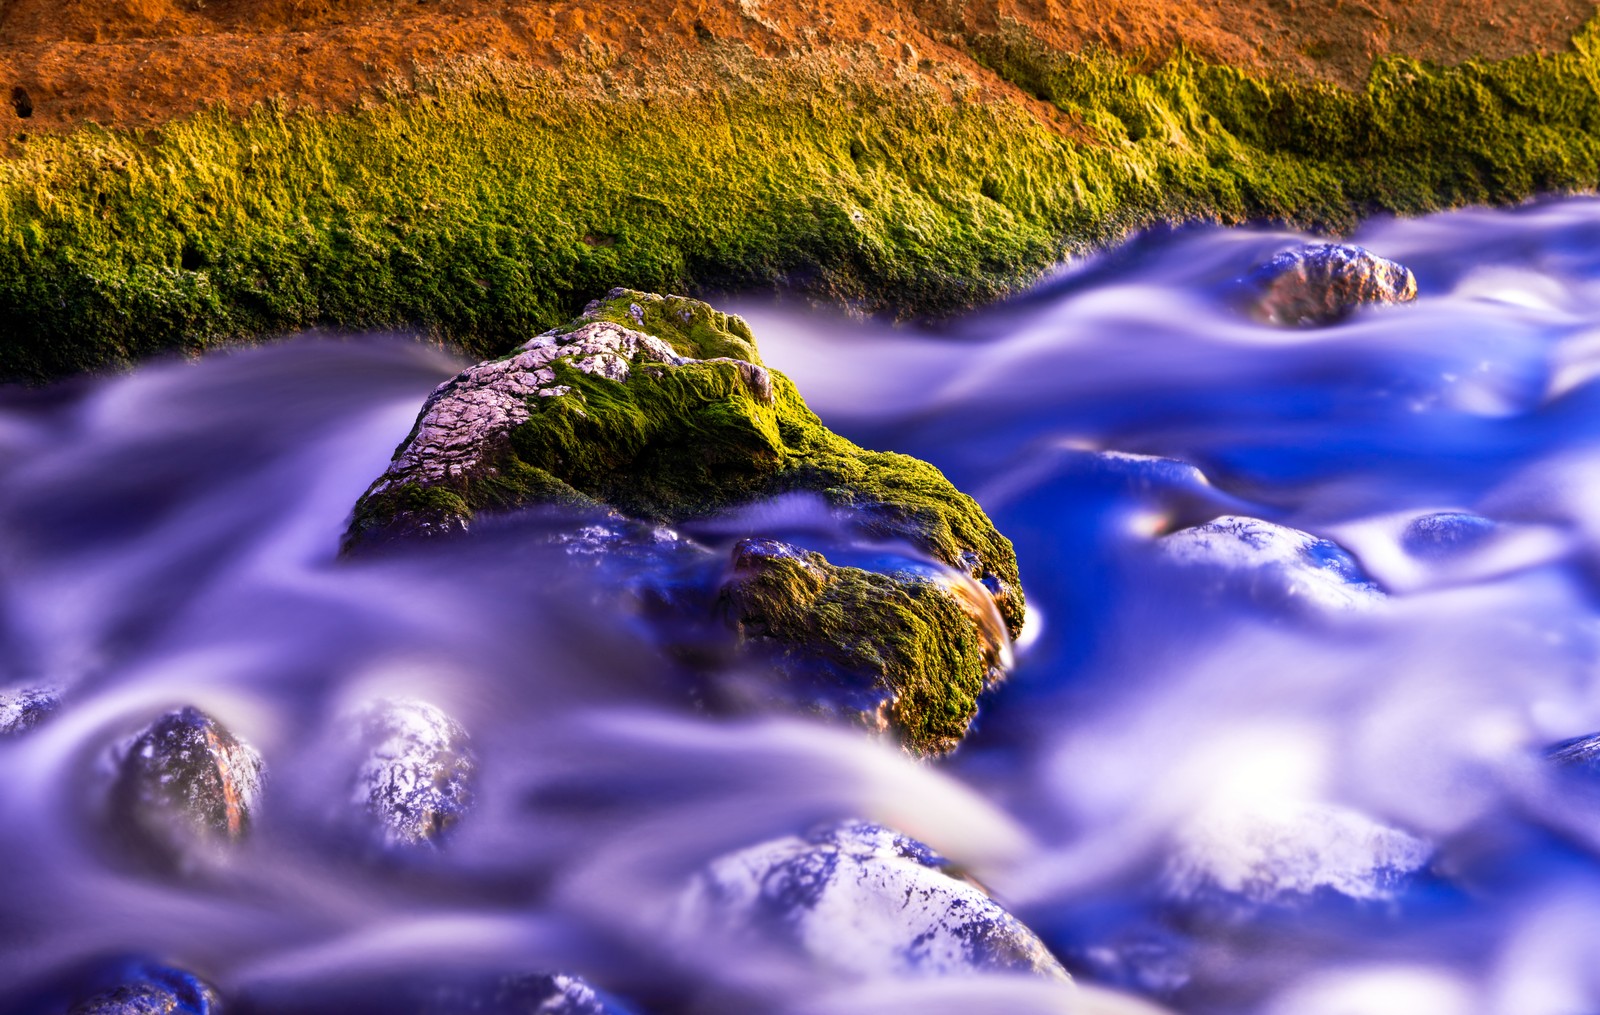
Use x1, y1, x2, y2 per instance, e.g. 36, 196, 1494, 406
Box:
5, 23, 1600, 382
345, 291, 1025, 637
719, 540, 991, 756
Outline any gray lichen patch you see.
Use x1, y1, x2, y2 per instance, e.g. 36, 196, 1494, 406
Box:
675, 821, 1068, 982
106, 706, 264, 872
1244, 244, 1417, 326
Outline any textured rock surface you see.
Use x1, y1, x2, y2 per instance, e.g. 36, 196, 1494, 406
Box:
417, 973, 628, 1015
343, 288, 1023, 641
62, 961, 222, 1015
1244, 244, 1418, 326
718, 538, 1006, 756
107, 707, 263, 870
1159, 516, 1383, 611
1401, 511, 1498, 559
1164, 800, 1432, 912
341, 698, 476, 850
676, 820, 1068, 981
0, 685, 59, 735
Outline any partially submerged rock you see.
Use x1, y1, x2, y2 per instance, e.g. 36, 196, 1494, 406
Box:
340, 698, 476, 850
342, 288, 1022, 640
0, 685, 59, 735
675, 820, 1068, 982
107, 707, 263, 871
1159, 516, 1382, 611
1163, 800, 1432, 916
67, 962, 222, 1015
1401, 511, 1498, 560
1244, 244, 1417, 326
417, 973, 629, 1015
718, 538, 1007, 756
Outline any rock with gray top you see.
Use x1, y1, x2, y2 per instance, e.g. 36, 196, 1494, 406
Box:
1159, 516, 1383, 611
1244, 244, 1417, 326
675, 820, 1068, 981
107, 707, 263, 871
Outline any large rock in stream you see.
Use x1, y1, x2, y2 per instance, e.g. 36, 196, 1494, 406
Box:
343, 290, 1024, 755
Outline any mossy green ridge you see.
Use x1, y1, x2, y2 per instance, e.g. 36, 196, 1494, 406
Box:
6, 22, 1600, 381
720, 538, 994, 756
345, 288, 1025, 638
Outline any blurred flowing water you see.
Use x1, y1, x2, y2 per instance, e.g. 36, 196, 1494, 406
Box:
12, 199, 1600, 1014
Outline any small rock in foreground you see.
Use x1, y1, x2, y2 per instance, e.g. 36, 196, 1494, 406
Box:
1244, 243, 1417, 326
107, 707, 263, 871
676, 820, 1068, 982
65, 960, 222, 1015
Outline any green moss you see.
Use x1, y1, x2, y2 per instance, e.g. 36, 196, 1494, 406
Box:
345, 299, 1024, 636
566, 288, 762, 363
6, 23, 1600, 381
719, 540, 991, 756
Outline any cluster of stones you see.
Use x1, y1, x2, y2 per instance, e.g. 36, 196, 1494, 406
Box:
17, 250, 1446, 1010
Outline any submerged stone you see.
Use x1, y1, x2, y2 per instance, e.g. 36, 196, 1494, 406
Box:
0, 684, 59, 735
1401, 511, 1498, 560
1163, 800, 1432, 917
417, 973, 629, 1015
66, 965, 221, 1015
107, 707, 263, 871
1244, 243, 1418, 326
676, 820, 1068, 982
340, 698, 476, 850
1547, 732, 1600, 777
718, 538, 1005, 756
1159, 515, 1383, 611
342, 288, 1023, 641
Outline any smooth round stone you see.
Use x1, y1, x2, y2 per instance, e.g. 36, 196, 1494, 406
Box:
676, 820, 1068, 981
107, 707, 263, 870
342, 698, 476, 850
1401, 512, 1498, 560
1243, 243, 1418, 326
1159, 515, 1383, 611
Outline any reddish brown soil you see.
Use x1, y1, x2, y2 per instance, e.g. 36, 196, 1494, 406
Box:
0, 0, 1592, 139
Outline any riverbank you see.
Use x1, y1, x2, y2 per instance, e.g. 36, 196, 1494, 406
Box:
3, 12, 1600, 381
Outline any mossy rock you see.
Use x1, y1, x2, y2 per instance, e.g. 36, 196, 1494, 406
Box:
343, 288, 1024, 639
719, 538, 1007, 755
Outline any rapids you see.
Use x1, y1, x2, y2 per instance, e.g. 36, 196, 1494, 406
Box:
11, 198, 1600, 1013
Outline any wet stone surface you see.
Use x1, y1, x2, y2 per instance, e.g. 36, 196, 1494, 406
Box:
1159, 516, 1383, 612
341, 698, 476, 850
1244, 243, 1418, 326
106, 707, 263, 871
0, 684, 59, 735
676, 820, 1069, 981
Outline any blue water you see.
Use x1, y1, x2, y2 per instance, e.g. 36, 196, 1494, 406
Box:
11, 199, 1600, 1014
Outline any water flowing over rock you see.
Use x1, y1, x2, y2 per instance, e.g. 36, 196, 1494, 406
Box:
675, 821, 1069, 982
106, 707, 263, 871
1164, 800, 1433, 914
1159, 516, 1383, 611
718, 538, 1006, 755
1401, 512, 1498, 559
1244, 244, 1418, 326
342, 288, 1023, 642
0, 684, 59, 735
339, 698, 476, 850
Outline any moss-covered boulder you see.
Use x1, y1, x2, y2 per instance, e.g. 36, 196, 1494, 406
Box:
719, 538, 1008, 755
343, 288, 1023, 640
